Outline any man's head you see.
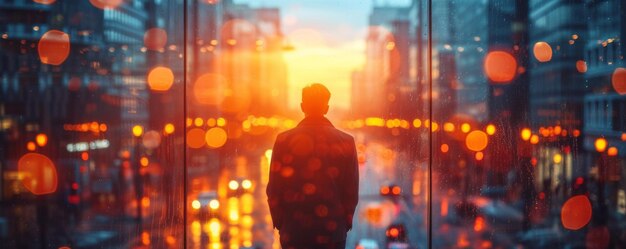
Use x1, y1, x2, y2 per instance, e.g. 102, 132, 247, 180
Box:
301, 83, 330, 116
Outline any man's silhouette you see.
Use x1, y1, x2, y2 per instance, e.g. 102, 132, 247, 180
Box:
267, 83, 359, 249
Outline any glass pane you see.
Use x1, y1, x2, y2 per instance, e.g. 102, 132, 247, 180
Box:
0, 0, 184, 248
433, 0, 626, 248
185, 1, 429, 249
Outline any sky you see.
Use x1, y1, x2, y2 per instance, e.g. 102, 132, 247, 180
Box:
235, 0, 376, 111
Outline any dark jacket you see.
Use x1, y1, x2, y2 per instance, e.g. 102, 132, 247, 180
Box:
266, 116, 359, 245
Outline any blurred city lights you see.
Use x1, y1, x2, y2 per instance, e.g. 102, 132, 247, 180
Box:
228, 180, 239, 190
209, 199, 220, 210
89, 0, 123, 10
191, 200, 201, 210
475, 151, 484, 161
465, 130, 489, 152
33, 0, 56, 4
608, 147, 618, 156
561, 195, 592, 230
18, 153, 58, 195
132, 125, 144, 137
576, 60, 587, 73
186, 128, 206, 149
484, 51, 517, 83
35, 133, 48, 147
612, 67, 626, 95
521, 128, 532, 141
241, 179, 252, 190
461, 123, 471, 133
553, 153, 562, 164
533, 41, 553, 62
164, 123, 175, 134
144, 28, 168, 51
140, 156, 149, 167
142, 130, 162, 149
485, 124, 496, 135
530, 135, 539, 144
595, 138, 607, 152
26, 142, 36, 151
441, 144, 449, 153
205, 127, 228, 148
38, 30, 70, 65
147, 66, 174, 91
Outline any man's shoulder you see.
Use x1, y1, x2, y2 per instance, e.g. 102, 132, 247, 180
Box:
277, 126, 354, 142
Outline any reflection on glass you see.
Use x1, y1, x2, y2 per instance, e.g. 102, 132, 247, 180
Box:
4, 0, 625, 248
1, 0, 184, 248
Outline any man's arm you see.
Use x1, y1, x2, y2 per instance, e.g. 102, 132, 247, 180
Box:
266, 137, 283, 229
342, 137, 360, 230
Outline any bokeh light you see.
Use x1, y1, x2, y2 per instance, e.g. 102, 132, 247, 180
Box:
594, 138, 607, 152
38, 30, 70, 65
132, 125, 144, 137
33, 0, 56, 4
186, 128, 206, 149
194, 73, 226, 105
192, 200, 201, 209
475, 152, 484, 161
147, 66, 174, 91
485, 124, 496, 135
553, 153, 562, 164
89, 0, 123, 9
533, 42, 553, 62
611, 67, 626, 95
530, 135, 539, 144
561, 195, 592, 230
484, 51, 517, 83
608, 147, 618, 156
140, 156, 149, 167
164, 123, 175, 135
27, 142, 36, 151
144, 28, 167, 51
465, 130, 488, 152
35, 133, 48, 147
576, 60, 587, 73
18, 153, 58, 195
205, 127, 228, 149
440, 144, 449, 153
142, 130, 162, 149
461, 123, 471, 133
521, 128, 531, 141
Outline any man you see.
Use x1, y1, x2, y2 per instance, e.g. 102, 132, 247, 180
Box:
267, 83, 359, 249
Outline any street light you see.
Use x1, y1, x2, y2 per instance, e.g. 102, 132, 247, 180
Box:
595, 138, 607, 152
132, 125, 144, 224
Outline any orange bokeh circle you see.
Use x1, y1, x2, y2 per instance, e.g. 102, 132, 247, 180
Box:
465, 130, 489, 152
18, 153, 58, 195
205, 127, 228, 148
484, 51, 517, 83
38, 30, 70, 65
576, 60, 587, 73
147, 66, 174, 91
33, 0, 56, 4
611, 67, 626, 95
89, 0, 123, 9
186, 128, 206, 149
561, 195, 592, 230
533, 41, 553, 62
144, 28, 167, 51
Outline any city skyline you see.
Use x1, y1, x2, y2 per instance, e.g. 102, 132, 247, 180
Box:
236, 0, 412, 111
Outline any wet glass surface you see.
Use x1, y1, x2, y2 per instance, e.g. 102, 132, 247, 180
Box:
1, 0, 626, 248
